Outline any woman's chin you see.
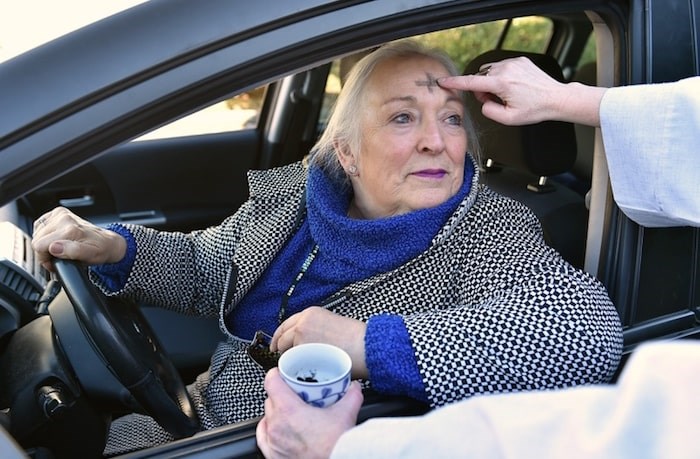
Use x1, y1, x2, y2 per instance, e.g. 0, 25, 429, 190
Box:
414, 188, 459, 210
407, 193, 454, 211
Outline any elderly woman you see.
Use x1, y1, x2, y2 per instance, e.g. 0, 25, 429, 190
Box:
32, 40, 623, 454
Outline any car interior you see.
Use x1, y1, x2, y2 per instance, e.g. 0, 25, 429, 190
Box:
1, 2, 699, 457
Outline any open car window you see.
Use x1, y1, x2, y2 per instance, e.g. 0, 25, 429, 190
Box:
318, 16, 557, 132
135, 86, 268, 141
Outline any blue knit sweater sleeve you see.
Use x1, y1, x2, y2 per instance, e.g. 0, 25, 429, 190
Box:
364, 313, 428, 402
89, 223, 137, 292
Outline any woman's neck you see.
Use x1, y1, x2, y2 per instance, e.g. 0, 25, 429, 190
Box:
346, 200, 365, 219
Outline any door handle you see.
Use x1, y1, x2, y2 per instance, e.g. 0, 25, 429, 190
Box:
58, 195, 95, 208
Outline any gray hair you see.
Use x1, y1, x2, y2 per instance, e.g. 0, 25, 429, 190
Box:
308, 39, 480, 183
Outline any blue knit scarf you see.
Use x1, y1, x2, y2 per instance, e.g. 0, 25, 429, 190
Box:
227, 161, 474, 339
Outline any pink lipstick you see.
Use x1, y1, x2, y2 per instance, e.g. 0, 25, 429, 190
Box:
412, 169, 447, 179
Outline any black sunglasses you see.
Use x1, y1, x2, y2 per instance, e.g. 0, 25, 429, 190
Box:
247, 330, 281, 371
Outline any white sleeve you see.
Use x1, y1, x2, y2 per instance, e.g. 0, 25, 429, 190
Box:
331, 341, 700, 459
600, 76, 700, 227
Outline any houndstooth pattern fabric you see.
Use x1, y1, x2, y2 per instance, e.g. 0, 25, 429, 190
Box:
99, 159, 623, 453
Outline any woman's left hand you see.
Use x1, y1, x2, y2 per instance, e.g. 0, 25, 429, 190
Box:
271, 307, 368, 379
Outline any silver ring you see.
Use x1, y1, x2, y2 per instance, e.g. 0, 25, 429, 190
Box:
477, 65, 491, 76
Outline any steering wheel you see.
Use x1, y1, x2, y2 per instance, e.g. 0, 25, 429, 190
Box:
53, 258, 200, 438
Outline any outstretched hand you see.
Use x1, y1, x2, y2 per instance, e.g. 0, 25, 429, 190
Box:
439, 56, 605, 127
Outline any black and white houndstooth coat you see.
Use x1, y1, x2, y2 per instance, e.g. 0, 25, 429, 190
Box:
101, 158, 623, 450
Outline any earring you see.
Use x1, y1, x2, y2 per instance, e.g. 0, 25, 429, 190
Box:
348, 165, 358, 176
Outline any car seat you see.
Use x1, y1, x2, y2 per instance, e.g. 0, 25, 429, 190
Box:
463, 50, 588, 267
570, 60, 597, 195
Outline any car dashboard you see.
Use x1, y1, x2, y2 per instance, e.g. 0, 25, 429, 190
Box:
0, 222, 52, 341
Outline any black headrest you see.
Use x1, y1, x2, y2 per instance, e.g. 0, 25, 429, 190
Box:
463, 50, 577, 177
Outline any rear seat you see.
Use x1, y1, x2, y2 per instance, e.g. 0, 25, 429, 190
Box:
463, 50, 588, 267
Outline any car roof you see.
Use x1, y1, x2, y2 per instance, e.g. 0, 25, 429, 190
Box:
0, 0, 343, 142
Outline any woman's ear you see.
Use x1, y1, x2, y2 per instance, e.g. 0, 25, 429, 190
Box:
333, 139, 355, 170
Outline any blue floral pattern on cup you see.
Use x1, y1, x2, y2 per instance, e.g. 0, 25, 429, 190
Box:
294, 374, 350, 407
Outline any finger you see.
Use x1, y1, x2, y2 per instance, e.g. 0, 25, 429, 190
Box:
33, 206, 75, 234
480, 99, 521, 126
35, 240, 78, 272
479, 61, 498, 70
255, 417, 271, 458
473, 90, 496, 105
476, 65, 491, 76
326, 382, 364, 422
47, 239, 101, 263
270, 323, 284, 351
264, 367, 282, 393
264, 368, 295, 398
32, 237, 53, 266
271, 315, 299, 352
40, 261, 56, 273
340, 382, 364, 410
49, 240, 67, 257
265, 368, 308, 411
33, 213, 50, 234
438, 74, 499, 94
273, 329, 296, 354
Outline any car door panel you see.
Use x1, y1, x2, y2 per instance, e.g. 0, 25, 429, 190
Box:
24, 129, 259, 233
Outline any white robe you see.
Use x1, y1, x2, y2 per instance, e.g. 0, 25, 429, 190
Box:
333, 341, 700, 459
602, 76, 700, 227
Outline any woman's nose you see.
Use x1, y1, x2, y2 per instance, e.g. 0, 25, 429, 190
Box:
418, 119, 446, 154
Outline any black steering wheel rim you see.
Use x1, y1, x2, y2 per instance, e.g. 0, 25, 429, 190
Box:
53, 258, 200, 438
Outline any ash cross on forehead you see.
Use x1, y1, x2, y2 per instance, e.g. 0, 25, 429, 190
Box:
414, 72, 439, 93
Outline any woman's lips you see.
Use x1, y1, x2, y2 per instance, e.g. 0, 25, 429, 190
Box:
412, 169, 447, 179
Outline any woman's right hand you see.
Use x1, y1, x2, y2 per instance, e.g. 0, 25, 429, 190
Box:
31, 207, 127, 272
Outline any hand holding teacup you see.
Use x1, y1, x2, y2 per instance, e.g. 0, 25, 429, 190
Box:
257, 359, 363, 459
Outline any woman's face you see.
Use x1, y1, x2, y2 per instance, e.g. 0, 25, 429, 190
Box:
343, 56, 468, 219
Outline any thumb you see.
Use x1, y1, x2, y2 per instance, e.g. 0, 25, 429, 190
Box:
330, 381, 363, 418
264, 367, 308, 408
49, 239, 100, 263
480, 98, 520, 126
48, 241, 67, 257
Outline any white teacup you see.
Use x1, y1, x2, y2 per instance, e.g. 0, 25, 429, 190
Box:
278, 343, 352, 408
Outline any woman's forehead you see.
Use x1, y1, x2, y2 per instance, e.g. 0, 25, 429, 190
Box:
374, 56, 450, 81
366, 57, 461, 103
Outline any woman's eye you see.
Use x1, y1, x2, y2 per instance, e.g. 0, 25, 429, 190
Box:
446, 114, 463, 126
392, 113, 412, 124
